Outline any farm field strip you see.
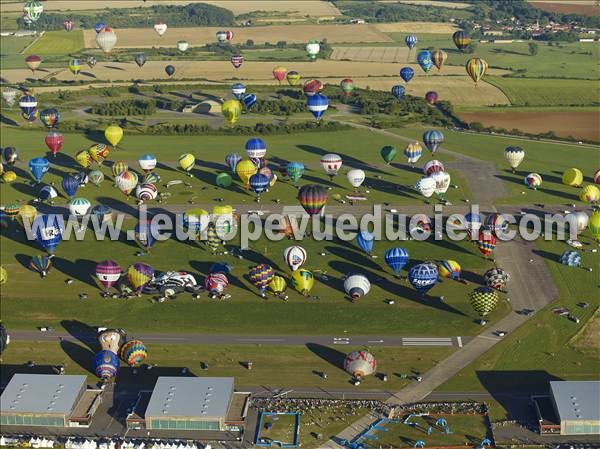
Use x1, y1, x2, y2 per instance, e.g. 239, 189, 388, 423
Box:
330, 46, 410, 62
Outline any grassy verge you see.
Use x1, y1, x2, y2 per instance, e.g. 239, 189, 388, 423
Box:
24, 30, 84, 56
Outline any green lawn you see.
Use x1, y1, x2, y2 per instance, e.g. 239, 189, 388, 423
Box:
24, 30, 84, 56
485, 76, 600, 106
259, 414, 298, 444
390, 127, 599, 205
0, 35, 36, 69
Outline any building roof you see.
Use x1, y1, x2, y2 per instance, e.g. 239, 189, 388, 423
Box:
146, 377, 233, 420
551, 381, 600, 422
1, 374, 86, 416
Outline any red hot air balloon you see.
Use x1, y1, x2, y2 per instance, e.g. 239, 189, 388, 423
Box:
272, 66, 288, 85
476, 230, 497, 258
95, 260, 122, 292
298, 184, 327, 216
45, 131, 64, 157
63, 19, 74, 31
25, 55, 42, 73
231, 54, 244, 69
425, 91, 438, 105
303, 79, 323, 97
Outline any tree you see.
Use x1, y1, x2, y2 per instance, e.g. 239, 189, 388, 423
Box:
528, 42, 539, 56
246, 39, 254, 47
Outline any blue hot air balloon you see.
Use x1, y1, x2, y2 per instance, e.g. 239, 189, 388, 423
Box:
306, 93, 328, 121
134, 220, 157, 251
384, 247, 409, 275
242, 93, 257, 109
19, 94, 37, 117
61, 174, 80, 198
422, 129, 444, 154
356, 230, 374, 255
28, 157, 49, 183
225, 152, 242, 173
93, 349, 119, 380
559, 250, 581, 267
210, 262, 232, 275
249, 173, 270, 200
405, 34, 417, 49
38, 185, 58, 201
392, 85, 405, 101
245, 138, 267, 160
32, 214, 64, 254
231, 82, 246, 100
399, 67, 414, 83
408, 262, 438, 297
94, 22, 106, 33
417, 50, 433, 73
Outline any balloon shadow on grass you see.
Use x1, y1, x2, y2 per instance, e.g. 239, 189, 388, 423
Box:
60, 340, 95, 375
242, 248, 284, 273
0, 114, 18, 126
324, 245, 380, 271
47, 151, 77, 170
52, 257, 98, 289
296, 144, 387, 175
61, 319, 100, 351
97, 196, 139, 217
306, 343, 346, 372
495, 175, 575, 201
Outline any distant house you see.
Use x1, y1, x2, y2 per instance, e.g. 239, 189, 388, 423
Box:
349, 19, 366, 24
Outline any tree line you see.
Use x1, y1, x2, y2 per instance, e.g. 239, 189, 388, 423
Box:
90, 99, 156, 116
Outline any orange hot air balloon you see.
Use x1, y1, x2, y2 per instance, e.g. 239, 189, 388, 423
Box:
272, 66, 288, 85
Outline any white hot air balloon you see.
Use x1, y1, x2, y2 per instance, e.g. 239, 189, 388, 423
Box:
573, 211, 589, 235
177, 40, 189, 52
432, 171, 451, 195
347, 169, 365, 189
504, 146, 525, 173
68, 197, 91, 217
306, 40, 320, 60
344, 350, 376, 378
415, 176, 437, 198
138, 154, 157, 172
96, 27, 117, 54
423, 159, 445, 176
97, 328, 126, 354
2, 87, 18, 108
283, 245, 307, 271
320, 153, 342, 180
154, 22, 167, 36
135, 183, 158, 201
344, 274, 371, 301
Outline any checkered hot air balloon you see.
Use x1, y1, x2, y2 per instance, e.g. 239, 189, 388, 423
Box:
484, 267, 510, 292
559, 250, 581, 268
469, 287, 499, 320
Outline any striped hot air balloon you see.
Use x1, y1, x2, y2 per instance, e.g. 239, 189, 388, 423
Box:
248, 264, 274, 296
438, 260, 461, 281
466, 57, 489, 85
96, 260, 122, 291
298, 184, 327, 215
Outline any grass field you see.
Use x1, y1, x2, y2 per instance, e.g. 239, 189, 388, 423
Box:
373, 22, 458, 34
392, 127, 599, 205
25, 31, 85, 56
259, 414, 298, 444
331, 46, 410, 62
0, 35, 36, 69
485, 76, 600, 106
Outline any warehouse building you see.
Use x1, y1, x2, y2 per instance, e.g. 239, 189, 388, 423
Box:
0, 374, 103, 428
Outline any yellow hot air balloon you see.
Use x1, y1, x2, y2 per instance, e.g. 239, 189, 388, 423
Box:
465, 57, 488, 85
3, 171, 17, 183
590, 210, 600, 241
222, 99, 241, 125
580, 184, 600, 204
269, 275, 287, 296
212, 204, 235, 235
291, 269, 314, 296
75, 149, 92, 168
178, 153, 195, 173
18, 204, 38, 228
562, 168, 583, 187
104, 125, 123, 147
212, 205, 233, 216
236, 160, 257, 188
0, 266, 7, 285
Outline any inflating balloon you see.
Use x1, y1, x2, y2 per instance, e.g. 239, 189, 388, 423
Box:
29, 254, 51, 278
438, 260, 461, 281
524, 173, 542, 190
291, 269, 314, 296
178, 153, 195, 173
127, 263, 154, 293
580, 184, 600, 204
562, 168, 583, 187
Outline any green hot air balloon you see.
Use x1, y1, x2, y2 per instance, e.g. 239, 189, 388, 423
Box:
216, 172, 233, 188
469, 286, 499, 324
380, 145, 397, 165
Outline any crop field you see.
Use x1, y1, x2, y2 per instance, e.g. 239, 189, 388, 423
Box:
331, 46, 410, 62
485, 76, 600, 107
0, 35, 36, 68
202, 1, 341, 16
528, 0, 600, 16
458, 110, 600, 141
373, 22, 458, 34
393, 0, 472, 8
24, 30, 85, 56
82, 25, 392, 49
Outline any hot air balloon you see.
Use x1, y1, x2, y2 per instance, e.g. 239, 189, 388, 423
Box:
356, 230, 374, 255
3, 147, 18, 166
423, 129, 444, 154
291, 269, 314, 296
29, 254, 52, 278
205, 272, 229, 297
571, 211, 589, 235
165, 64, 175, 77
63, 19, 73, 31
39, 108, 61, 128
134, 53, 147, 68
25, 55, 42, 73
249, 173, 270, 201
93, 350, 119, 380
425, 91, 438, 105
134, 154, 156, 174
225, 153, 242, 173
524, 173, 542, 190
476, 230, 497, 258
484, 267, 510, 292
269, 275, 287, 298
87, 56, 97, 69
430, 49, 447, 70
60, 175, 79, 198
177, 40, 189, 52
135, 183, 158, 201
18, 204, 37, 229
28, 157, 48, 184
483, 213, 508, 238
216, 172, 232, 188
562, 168, 583, 187
344, 274, 370, 302
405, 34, 417, 50
242, 93, 257, 109
385, 247, 409, 275
44, 131, 64, 157
504, 146, 524, 173
399, 66, 414, 83
469, 286, 498, 323
98, 329, 125, 354
182, 208, 209, 235
347, 169, 366, 190
222, 99, 242, 125
2, 172, 16, 183
245, 138, 266, 160
340, 78, 354, 97
111, 161, 128, 178
273, 66, 288, 84
23, 0, 43, 22
438, 260, 461, 281
115, 171, 138, 196
96, 260, 121, 291
32, 214, 63, 254
230, 54, 244, 69
153, 22, 167, 36
452, 30, 471, 51
127, 263, 154, 294
215, 30, 232, 43
403, 142, 422, 166
391, 85, 405, 101
303, 79, 323, 97
320, 153, 343, 179
306, 93, 328, 121
38, 185, 58, 202
344, 350, 376, 378
134, 220, 158, 251
424, 159, 445, 176
283, 246, 307, 272
2, 87, 18, 108
580, 185, 600, 204
205, 222, 223, 253
415, 176, 437, 199
120, 340, 147, 367
105, 125, 123, 147
590, 210, 600, 241
594, 169, 600, 185
306, 39, 320, 60
408, 262, 438, 297
177, 153, 195, 174
466, 58, 488, 85
248, 264, 274, 297
69, 58, 81, 75
287, 71, 302, 86
417, 50, 433, 73
298, 184, 327, 215
96, 27, 117, 55
4, 203, 20, 222
380, 145, 397, 165
231, 82, 246, 100
19, 94, 37, 117
236, 159, 257, 188
286, 161, 305, 185
432, 171, 451, 198
462, 212, 483, 239
69, 197, 91, 217
94, 22, 106, 33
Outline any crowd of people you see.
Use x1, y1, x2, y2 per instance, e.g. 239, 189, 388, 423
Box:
251, 397, 390, 416
395, 401, 488, 415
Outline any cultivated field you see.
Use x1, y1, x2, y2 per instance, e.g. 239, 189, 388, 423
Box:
528, 0, 600, 16
24, 30, 84, 56
82, 25, 392, 49
373, 22, 458, 34
458, 110, 600, 141
330, 46, 410, 62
